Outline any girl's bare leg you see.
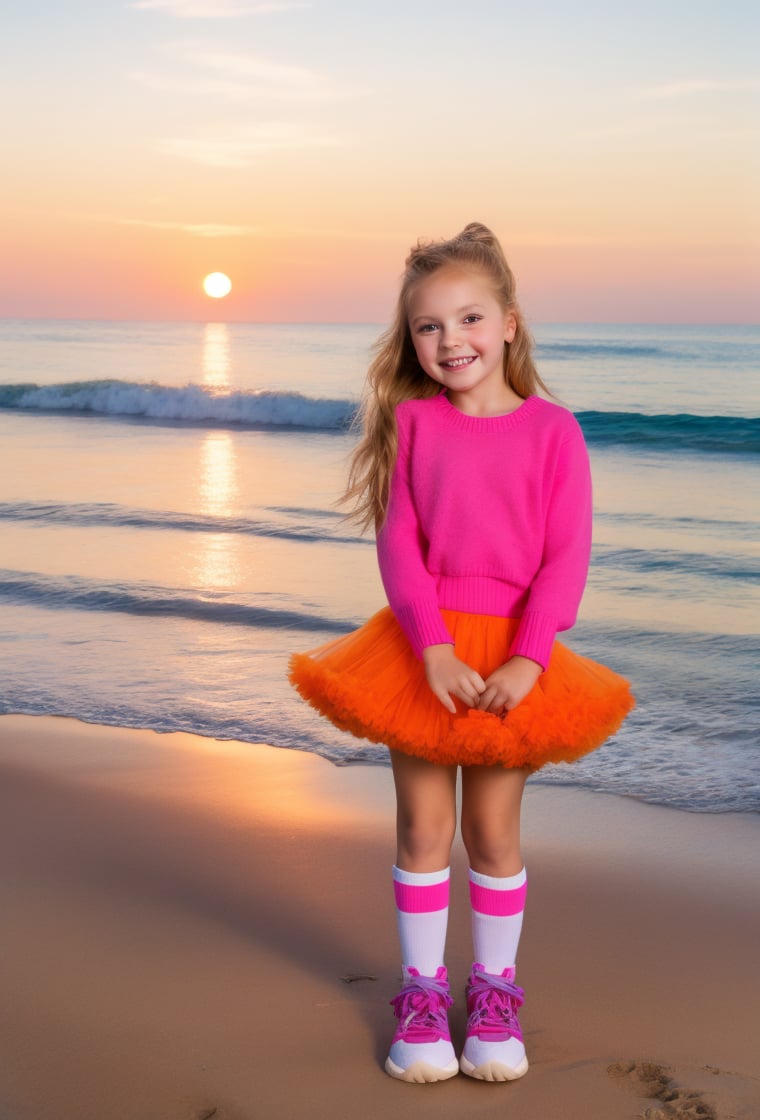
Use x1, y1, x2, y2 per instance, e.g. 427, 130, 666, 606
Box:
386, 750, 460, 1081
389, 749, 458, 872
459, 765, 531, 1080
460, 765, 529, 876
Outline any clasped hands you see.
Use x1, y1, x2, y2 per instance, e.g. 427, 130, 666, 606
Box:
422, 643, 542, 716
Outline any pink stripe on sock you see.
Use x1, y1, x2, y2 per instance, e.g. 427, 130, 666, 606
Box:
393, 879, 450, 914
469, 880, 527, 917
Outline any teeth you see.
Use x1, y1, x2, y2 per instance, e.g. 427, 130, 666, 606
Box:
443, 356, 474, 368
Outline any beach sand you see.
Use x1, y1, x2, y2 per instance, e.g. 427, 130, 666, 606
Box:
0, 714, 758, 1120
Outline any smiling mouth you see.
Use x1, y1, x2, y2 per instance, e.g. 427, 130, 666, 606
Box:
439, 355, 476, 370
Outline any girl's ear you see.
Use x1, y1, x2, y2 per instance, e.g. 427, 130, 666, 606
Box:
503, 312, 517, 344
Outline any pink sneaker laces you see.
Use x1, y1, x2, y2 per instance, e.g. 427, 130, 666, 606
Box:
390, 968, 454, 1043
465, 966, 525, 1042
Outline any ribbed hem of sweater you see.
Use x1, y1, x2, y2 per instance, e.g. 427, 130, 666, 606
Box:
397, 579, 559, 668
435, 574, 529, 619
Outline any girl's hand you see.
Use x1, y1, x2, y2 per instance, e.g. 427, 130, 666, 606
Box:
477, 655, 543, 714
422, 644, 486, 713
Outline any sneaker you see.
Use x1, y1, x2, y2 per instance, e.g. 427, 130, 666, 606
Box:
385, 966, 459, 1083
459, 964, 529, 1081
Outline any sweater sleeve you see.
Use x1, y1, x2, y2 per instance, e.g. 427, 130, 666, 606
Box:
375, 410, 454, 659
509, 417, 592, 670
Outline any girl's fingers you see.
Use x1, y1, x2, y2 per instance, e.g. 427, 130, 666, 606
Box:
477, 686, 495, 709
437, 689, 457, 714
478, 686, 508, 713
428, 667, 487, 711
461, 677, 486, 707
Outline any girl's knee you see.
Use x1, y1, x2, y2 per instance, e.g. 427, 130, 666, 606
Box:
460, 818, 521, 874
396, 812, 456, 867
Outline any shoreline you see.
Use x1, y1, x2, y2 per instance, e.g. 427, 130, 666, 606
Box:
0, 713, 758, 1120
3, 708, 757, 823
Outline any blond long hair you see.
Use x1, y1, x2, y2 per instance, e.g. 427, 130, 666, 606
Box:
344, 222, 550, 531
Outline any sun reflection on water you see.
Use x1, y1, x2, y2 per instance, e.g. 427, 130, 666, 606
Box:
199, 430, 237, 516
193, 431, 241, 590
193, 430, 240, 591
202, 322, 231, 392
190, 323, 244, 589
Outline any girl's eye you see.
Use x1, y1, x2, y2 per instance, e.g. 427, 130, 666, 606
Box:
463, 315, 482, 324
417, 323, 439, 334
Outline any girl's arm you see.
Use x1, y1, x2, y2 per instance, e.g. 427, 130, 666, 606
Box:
375, 409, 454, 659
508, 418, 593, 671
377, 406, 485, 709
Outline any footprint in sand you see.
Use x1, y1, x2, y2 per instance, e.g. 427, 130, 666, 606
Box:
607, 1060, 717, 1119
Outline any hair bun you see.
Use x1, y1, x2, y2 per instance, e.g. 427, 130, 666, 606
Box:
459, 222, 498, 245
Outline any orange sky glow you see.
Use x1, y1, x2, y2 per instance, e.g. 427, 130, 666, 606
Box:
1, 1, 758, 323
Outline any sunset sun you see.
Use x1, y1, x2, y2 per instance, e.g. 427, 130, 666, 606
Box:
203, 272, 232, 299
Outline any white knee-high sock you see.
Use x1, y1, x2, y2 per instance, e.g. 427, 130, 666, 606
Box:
469, 866, 527, 973
392, 865, 450, 977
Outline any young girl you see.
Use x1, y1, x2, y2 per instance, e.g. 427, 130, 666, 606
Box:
289, 223, 634, 1084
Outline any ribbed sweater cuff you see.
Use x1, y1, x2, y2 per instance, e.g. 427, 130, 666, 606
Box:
396, 601, 454, 660
509, 610, 557, 671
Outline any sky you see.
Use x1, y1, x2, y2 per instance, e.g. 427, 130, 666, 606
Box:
1, 0, 758, 323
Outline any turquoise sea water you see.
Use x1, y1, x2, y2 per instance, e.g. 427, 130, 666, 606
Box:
1, 320, 758, 813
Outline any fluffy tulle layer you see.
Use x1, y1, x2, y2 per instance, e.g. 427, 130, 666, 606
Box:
289, 608, 635, 770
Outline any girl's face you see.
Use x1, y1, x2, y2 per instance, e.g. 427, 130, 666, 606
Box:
407, 267, 518, 413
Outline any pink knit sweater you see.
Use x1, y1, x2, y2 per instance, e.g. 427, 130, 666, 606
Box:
375, 392, 592, 670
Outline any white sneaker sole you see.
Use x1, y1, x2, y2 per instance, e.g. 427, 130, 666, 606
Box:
384, 1056, 459, 1083
459, 1054, 529, 1081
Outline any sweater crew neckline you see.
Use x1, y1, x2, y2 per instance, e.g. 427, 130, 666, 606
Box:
435, 391, 540, 431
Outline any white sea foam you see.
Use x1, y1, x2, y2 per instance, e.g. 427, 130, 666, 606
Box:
10, 381, 355, 430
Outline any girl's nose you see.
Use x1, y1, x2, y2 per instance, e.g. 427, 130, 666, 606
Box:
440, 326, 462, 349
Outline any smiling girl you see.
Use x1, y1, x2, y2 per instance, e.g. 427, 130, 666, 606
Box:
289, 222, 634, 1084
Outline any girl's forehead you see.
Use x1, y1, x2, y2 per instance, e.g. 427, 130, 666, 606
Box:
407, 266, 499, 312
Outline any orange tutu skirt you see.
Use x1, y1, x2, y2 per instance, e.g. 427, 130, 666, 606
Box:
289, 607, 635, 770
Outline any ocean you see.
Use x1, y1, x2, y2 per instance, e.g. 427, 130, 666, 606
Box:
1, 319, 758, 814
